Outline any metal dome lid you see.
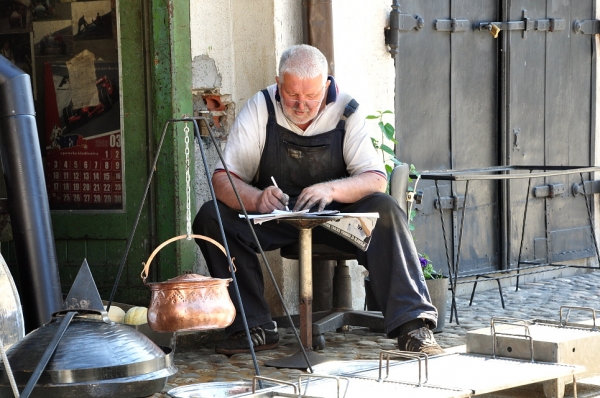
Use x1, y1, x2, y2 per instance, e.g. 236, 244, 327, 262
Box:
0, 253, 24, 350
0, 260, 177, 398
2, 317, 175, 384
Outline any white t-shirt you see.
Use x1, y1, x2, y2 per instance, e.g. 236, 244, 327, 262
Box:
215, 81, 386, 184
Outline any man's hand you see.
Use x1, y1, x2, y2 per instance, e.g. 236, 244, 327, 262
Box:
212, 172, 290, 214
294, 182, 333, 212
293, 173, 387, 212
257, 186, 289, 214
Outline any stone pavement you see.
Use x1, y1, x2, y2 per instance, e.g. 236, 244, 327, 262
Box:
152, 271, 600, 398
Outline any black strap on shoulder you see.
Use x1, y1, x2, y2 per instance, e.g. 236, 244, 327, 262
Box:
336, 98, 359, 131
343, 99, 359, 118
261, 89, 276, 119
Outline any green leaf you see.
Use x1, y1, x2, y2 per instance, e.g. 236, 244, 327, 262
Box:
383, 123, 395, 140
382, 110, 393, 115
380, 144, 396, 157
366, 115, 379, 119
391, 157, 402, 165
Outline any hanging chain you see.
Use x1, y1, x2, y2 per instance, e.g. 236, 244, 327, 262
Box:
184, 122, 192, 239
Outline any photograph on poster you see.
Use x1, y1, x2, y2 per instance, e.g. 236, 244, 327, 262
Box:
0, 31, 32, 74
33, 19, 72, 55
71, 1, 111, 41
32, 1, 71, 22
0, 0, 32, 33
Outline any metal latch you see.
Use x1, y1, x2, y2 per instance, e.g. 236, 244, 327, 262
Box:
478, 10, 565, 39
385, 0, 424, 57
533, 183, 565, 198
434, 195, 464, 211
435, 18, 469, 33
572, 180, 600, 196
573, 19, 600, 35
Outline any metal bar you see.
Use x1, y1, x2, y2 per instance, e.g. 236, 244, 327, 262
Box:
435, 180, 458, 324
579, 173, 600, 267
192, 118, 264, 380
299, 228, 313, 349
195, 116, 314, 373
20, 311, 76, 398
0, 336, 19, 397
516, 175, 533, 291
452, 181, 470, 323
412, 165, 600, 181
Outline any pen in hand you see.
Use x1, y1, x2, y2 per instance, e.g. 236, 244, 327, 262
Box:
270, 176, 290, 211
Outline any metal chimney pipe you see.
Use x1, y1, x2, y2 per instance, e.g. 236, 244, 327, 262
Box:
0, 56, 62, 331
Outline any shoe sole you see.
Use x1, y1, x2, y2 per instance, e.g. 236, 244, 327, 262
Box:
215, 342, 279, 356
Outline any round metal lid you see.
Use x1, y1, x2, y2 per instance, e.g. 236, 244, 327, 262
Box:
0, 316, 176, 385
0, 253, 24, 350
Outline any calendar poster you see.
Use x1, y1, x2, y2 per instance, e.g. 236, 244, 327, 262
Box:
44, 57, 122, 211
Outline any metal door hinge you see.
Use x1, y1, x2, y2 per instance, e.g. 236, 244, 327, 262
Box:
435, 195, 464, 211
385, 0, 424, 57
478, 10, 565, 39
435, 18, 469, 33
573, 20, 600, 35
533, 183, 565, 198
572, 180, 600, 195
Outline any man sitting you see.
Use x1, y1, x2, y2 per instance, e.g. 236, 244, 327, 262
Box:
193, 44, 445, 357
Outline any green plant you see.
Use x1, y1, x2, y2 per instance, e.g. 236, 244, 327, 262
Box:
419, 253, 444, 280
367, 110, 443, 280
366, 110, 402, 183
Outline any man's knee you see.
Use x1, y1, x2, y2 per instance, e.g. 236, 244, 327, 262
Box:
193, 201, 219, 234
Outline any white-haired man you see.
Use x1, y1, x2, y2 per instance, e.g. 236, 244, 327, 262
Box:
193, 44, 444, 356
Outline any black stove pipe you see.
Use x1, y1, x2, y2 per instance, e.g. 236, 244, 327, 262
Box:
0, 56, 62, 331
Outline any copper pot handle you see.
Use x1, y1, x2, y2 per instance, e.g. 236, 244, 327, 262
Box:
141, 234, 236, 283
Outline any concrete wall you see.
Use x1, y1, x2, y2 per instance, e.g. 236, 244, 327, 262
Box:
189, 0, 396, 314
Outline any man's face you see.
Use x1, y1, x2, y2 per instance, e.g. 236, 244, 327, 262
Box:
276, 73, 328, 126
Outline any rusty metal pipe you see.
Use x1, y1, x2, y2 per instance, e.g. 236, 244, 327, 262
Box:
0, 56, 62, 331
298, 228, 313, 349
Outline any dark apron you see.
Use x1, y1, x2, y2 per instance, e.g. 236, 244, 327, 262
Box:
254, 89, 358, 207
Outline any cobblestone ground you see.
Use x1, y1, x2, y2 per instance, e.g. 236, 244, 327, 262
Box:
152, 272, 600, 398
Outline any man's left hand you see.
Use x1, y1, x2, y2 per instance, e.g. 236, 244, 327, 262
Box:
294, 183, 333, 212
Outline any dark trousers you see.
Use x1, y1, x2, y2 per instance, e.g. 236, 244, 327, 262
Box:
192, 192, 437, 337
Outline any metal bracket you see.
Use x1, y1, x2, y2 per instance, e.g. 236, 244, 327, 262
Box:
385, 0, 424, 57
434, 195, 464, 211
478, 10, 565, 39
572, 180, 600, 196
573, 19, 600, 35
407, 190, 424, 204
435, 18, 469, 33
533, 183, 565, 198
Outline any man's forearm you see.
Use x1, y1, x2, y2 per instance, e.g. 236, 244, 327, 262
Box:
328, 172, 387, 203
212, 172, 262, 211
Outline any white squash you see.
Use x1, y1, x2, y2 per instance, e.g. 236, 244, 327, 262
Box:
104, 305, 126, 323
124, 306, 148, 325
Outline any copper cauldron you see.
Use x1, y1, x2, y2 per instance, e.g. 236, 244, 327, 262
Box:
141, 234, 236, 333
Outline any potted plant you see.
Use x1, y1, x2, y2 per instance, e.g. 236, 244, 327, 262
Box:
419, 253, 449, 333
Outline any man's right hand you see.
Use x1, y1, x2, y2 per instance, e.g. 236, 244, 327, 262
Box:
257, 186, 289, 213
212, 172, 289, 214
